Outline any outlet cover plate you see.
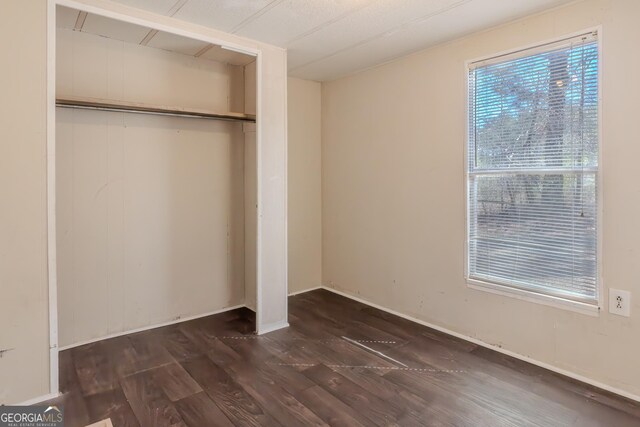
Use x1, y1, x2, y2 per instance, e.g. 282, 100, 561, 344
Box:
609, 288, 631, 317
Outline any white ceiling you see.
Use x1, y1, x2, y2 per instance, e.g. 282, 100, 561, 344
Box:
74, 0, 575, 81
57, 5, 255, 66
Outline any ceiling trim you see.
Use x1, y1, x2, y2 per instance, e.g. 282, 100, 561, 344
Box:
290, 0, 472, 73
231, 0, 285, 34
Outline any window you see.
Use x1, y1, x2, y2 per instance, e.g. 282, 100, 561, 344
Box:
466, 32, 599, 307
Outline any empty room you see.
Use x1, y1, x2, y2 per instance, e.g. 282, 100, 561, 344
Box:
1, 0, 639, 426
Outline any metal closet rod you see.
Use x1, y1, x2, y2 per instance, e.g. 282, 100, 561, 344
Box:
55, 96, 256, 123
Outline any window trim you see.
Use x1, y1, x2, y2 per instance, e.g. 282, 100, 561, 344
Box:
463, 27, 603, 315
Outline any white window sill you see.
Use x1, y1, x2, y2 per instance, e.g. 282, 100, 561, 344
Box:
467, 278, 600, 317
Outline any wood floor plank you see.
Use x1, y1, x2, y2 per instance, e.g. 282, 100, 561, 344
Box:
470, 346, 640, 419
181, 355, 280, 427
268, 327, 399, 373
343, 319, 409, 346
174, 392, 235, 427
72, 342, 120, 396
150, 363, 203, 402
256, 356, 317, 394
386, 339, 581, 426
419, 327, 478, 353
205, 338, 244, 366
177, 319, 222, 351
331, 366, 435, 422
41, 391, 91, 427
383, 369, 521, 427
154, 325, 204, 362
59, 348, 82, 393
178, 315, 254, 354
84, 388, 141, 427
222, 336, 283, 364
42, 290, 640, 427
303, 363, 405, 426
284, 312, 338, 340
126, 331, 176, 375
120, 369, 187, 427
296, 385, 371, 427
225, 359, 328, 427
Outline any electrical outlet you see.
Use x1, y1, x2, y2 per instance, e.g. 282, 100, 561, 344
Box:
609, 288, 631, 317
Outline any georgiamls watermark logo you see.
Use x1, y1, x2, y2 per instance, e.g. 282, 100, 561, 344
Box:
0, 405, 64, 427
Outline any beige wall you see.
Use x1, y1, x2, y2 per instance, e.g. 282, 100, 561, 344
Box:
1, 0, 288, 403
56, 29, 246, 348
0, 0, 50, 404
57, 29, 241, 113
245, 61, 257, 116
56, 110, 246, 347
288, 78, 322, 294
322, 0, 640, 397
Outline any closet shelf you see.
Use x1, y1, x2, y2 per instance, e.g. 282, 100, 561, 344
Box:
56, 95, 256, 123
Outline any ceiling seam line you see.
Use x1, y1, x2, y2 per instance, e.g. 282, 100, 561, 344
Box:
139, 29, 158, 45
194, 44, 214, 57
289, 0, 473, 73
167, 0, 189, 16
74, 11, 87, 31
284, 0, 383, 45
231, 0, 286, 34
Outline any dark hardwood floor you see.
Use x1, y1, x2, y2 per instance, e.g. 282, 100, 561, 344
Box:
44, 289, 640, 426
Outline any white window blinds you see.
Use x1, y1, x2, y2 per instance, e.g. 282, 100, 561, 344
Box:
467, 32, 599, 305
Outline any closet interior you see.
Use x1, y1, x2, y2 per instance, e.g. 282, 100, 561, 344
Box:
55, 5, 258, 349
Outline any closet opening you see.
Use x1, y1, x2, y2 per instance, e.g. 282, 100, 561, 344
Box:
51, 3, 260, 389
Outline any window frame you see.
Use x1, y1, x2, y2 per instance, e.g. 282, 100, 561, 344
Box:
463, 28, 603, 316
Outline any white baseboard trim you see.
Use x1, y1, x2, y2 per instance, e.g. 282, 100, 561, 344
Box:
59, 289, 323, 351
288, 286, 322, 296
321, 286, 640, 404
50, 286, 639, 403
58, 304, 246, 351
245, 286, 321, 314
257, 321, 289, 335
16, 392, 60, 406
